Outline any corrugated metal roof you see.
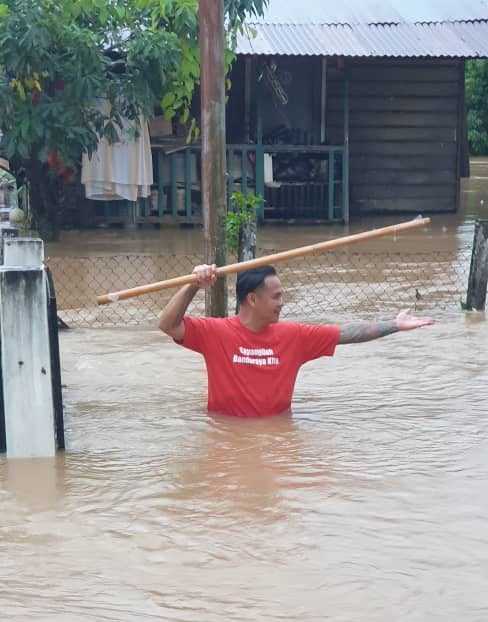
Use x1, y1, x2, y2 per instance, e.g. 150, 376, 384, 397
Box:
250, 0, 488, 26
236, 21, 488, 57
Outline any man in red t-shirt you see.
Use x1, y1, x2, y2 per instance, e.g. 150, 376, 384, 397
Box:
159, 264, 434, 418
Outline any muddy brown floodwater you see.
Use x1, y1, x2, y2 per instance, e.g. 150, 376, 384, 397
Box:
1, 162, 488, 621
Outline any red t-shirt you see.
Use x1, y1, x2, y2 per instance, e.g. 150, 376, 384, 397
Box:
176, 315, 340, 418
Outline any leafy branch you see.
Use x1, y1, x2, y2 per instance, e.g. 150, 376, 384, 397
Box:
226, 191, 261, 256
0, 0, 267, 235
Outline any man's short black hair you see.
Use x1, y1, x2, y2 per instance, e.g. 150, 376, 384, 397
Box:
236, 265, 277, 304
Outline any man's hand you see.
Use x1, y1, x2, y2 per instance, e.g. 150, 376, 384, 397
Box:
193, 264, 217, 288
395, 309, 435, 331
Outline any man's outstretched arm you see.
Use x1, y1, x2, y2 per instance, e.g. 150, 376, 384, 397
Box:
338, 309, 434, 345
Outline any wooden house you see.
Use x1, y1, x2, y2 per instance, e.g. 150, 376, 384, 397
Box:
91, 0, 488, 227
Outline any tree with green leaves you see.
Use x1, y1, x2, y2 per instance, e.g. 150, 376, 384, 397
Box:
0, 0, 266, 237
466, 60, 488, 156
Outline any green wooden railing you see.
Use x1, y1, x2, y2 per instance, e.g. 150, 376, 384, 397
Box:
99, 78, 350, 226
100, 142, 349, 225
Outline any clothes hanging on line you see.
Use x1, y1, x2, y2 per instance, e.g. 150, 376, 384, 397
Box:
81, 108, 153, 202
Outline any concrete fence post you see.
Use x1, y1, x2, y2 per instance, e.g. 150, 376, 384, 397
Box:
466, 220, 488, 311
0, 238, 57, 458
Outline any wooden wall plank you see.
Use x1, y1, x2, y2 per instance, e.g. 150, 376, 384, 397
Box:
348, 66, 458, 82
351, 169, 456, 185
350, 141, 457, 156
328, 80, 459, 97
350, 155, 457, 171
351, 185, 455, 199
327, 111, 458, 128
349, 127, 455, 142
355, 198, 457, 212
328, 96, 458, 113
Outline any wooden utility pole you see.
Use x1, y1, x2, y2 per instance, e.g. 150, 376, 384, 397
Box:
199, 0, 228, 317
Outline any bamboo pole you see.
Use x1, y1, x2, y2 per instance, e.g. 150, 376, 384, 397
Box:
96, 217, 430, 305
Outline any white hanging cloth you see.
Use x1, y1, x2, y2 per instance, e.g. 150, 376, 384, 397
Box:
82, 106, 153, 202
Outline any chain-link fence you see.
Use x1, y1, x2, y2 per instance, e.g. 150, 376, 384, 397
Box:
47, 247, 473, 328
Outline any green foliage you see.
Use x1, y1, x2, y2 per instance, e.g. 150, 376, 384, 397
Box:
466, 60, 488, 156
152, 0, 268, 139
150, 0, 199, 126
226, 191, 261, 256
225, 0, 267, 28
0, 0, 267, 232
0, 0, 180, 167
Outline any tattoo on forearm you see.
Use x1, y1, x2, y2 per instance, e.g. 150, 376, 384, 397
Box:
338, 320, 398, 344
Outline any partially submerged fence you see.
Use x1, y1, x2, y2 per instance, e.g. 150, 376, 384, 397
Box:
48, 248, 473, 328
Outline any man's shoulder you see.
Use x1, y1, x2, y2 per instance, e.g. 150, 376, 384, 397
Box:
178, 315, 236, 350
274, 320, 304, 332
274, 321, 339, 337
185, 315, 237, 330
271, 321, 304, 338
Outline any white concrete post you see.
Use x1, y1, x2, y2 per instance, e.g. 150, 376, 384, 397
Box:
0, 238, 56, 458
3, 237, 44, 267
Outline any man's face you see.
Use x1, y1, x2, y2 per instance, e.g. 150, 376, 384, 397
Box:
249, 275, 284, 323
